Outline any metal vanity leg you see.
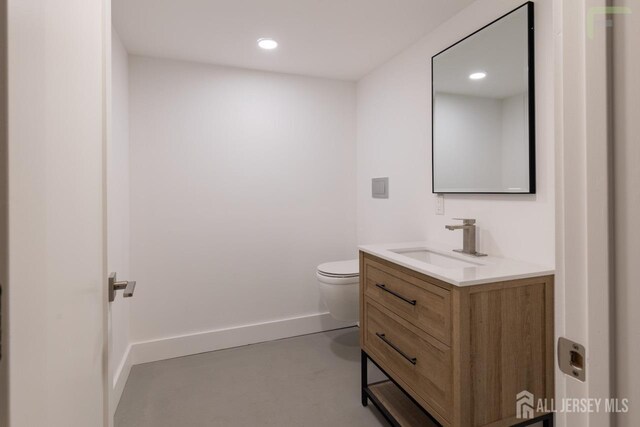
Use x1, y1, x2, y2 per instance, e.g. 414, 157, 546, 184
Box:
361, 350, 368, 407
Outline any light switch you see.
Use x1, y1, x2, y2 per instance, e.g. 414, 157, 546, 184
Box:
372, 177, 389, 199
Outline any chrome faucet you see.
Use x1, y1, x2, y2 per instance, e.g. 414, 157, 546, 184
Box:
445, 218, 487, 257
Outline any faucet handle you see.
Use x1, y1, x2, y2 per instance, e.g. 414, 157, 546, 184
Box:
452, 218, 476, 225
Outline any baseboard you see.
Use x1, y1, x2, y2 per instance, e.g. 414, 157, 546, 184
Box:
111, 344, 133, 417
131, 312, 355, 365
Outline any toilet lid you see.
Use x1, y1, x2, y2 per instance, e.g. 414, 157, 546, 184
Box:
317, 259, 359, 278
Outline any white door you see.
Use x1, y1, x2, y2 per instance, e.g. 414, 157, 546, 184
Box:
555, 1, 614, 426
5, 0, 109, 426
613, 0, 640, 425
107, 9, 133, 423
0, 2, 8, 424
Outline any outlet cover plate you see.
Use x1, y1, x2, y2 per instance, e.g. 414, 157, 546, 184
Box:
436, 194, 444, 215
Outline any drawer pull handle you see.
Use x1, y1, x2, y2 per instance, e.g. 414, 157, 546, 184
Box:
375, 283, 417, 306
375, 332, 417, 365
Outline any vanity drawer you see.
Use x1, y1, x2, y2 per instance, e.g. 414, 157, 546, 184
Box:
363, 256, 451, 345
363, 298, 452, 422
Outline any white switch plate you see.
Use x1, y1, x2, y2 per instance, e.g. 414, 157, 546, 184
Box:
435, 194, 444, 215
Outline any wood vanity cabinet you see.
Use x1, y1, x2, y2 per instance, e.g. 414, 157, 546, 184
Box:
359, 252, 554, 427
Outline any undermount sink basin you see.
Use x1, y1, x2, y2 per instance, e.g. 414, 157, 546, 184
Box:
390, 249, 482, 269
359, 241, 555, 286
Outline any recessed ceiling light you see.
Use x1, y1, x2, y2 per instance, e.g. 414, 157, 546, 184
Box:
257, 38, 278, 50
469, 72, 487, 80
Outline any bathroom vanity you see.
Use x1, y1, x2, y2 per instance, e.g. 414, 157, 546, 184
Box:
359, 243, 554, 427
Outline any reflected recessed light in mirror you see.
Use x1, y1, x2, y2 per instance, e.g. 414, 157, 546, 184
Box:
469, 72, 487, 80
257, 38, 278, 50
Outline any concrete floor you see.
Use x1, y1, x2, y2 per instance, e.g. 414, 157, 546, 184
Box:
115, 327, 388, 427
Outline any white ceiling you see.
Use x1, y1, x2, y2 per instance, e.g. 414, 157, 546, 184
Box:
112, 0, 474, 81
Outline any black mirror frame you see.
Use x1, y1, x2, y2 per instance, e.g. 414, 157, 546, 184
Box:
431, 1, 536, 194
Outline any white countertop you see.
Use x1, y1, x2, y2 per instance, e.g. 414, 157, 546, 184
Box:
358, 241, 554, 287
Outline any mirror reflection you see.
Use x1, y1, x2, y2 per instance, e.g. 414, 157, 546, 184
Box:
432, 4, 534, 194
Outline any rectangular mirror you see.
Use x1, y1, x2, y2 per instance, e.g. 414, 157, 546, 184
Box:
432, 2, 535, 194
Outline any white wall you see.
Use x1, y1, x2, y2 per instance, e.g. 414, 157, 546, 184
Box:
357, 0, 555, 267
128, 57, 357, 348
613, 1, 639, 425
109, 29, 131, 411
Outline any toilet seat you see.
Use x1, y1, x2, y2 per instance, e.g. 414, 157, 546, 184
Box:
317, 259, 359, 279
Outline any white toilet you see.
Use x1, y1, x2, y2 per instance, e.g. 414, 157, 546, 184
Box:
316, 259, 359, 322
